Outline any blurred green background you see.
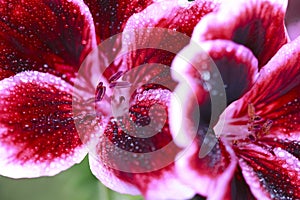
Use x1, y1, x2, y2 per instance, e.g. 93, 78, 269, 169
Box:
0, 157, 143, 200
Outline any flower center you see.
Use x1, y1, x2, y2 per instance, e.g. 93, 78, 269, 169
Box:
232, 103, 273, 145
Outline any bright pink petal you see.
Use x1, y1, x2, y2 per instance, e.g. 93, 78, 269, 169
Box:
0, 71, 87, 178
0, 0, 96, 82
89, 86, 195, 199
193, 0, 289, 68
236, 144, 300, 199
222, 36, 300, 140
175, 139, 237, 199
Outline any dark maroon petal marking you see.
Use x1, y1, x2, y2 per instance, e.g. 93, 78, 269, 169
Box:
260, 138, 300, 160
236, 144, 300, 200
0, 71, 86, 178
230, 166, 256, 200
194, 0, 288, 68
89, 86, 194, 199
198, 40, 258, 105
0, 0, 96, 82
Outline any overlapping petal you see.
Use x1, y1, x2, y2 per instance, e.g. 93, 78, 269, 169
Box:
193, 0, 289, 68
175, 139, 237, 199
102, 0, 221, 86
170, 40, 259, 147
222, 35, 300, 140
0, 71, 87, 178
83, 0, 154, 42
122, 0, 220, 68
89, 85, 194, 199
169, 39, 259, 199
0, 0, 96, 82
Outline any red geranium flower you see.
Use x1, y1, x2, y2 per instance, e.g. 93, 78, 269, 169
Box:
0, 0, 220, 199
170, 0, 300, 199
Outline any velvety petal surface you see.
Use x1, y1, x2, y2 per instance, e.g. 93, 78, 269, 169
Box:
83, 0, 154, 42
236, 144, 300, 199
89, 85, 194, 199
0, 0, 96, 82
193, 0, 289, 68
0, 71, 86, 178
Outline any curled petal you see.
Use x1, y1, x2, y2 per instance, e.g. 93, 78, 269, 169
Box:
193, 0, 289, 67
0, 0, 97, 82
236, 144, 300, 199
89, 86, 194, 199
0, 71, 86, 178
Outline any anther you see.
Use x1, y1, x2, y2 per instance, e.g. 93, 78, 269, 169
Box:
95, 82, 106, 102
109, 71, 123, 82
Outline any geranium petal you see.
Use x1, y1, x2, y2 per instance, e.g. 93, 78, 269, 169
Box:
169, 40, 258, 148
224, 36, 300, 139
193, 0, 289, 67
0, 0, 96, 82
102, 0, 220, 84
230, 166, 256, 199
0, 71, 87, 178
236, 144, 300, 199
89, 86, 194, 199
83, 0, 153, 42
175, 139, 237, 199
260, 137, 300, 160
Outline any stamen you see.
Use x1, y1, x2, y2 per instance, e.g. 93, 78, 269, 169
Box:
109, 81, 131, 88
248, 103, 256, 121
246, 103, 273, 142
109, 71, 123, 82
248, 134, 256, 142
262, 119, 273, 135
95, 82, 106, 102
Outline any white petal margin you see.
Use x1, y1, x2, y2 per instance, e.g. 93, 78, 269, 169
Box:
0, 71, 88, 178
143, 170, 195, 200
89, 154, 141, 196
89, 154, 195, 200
